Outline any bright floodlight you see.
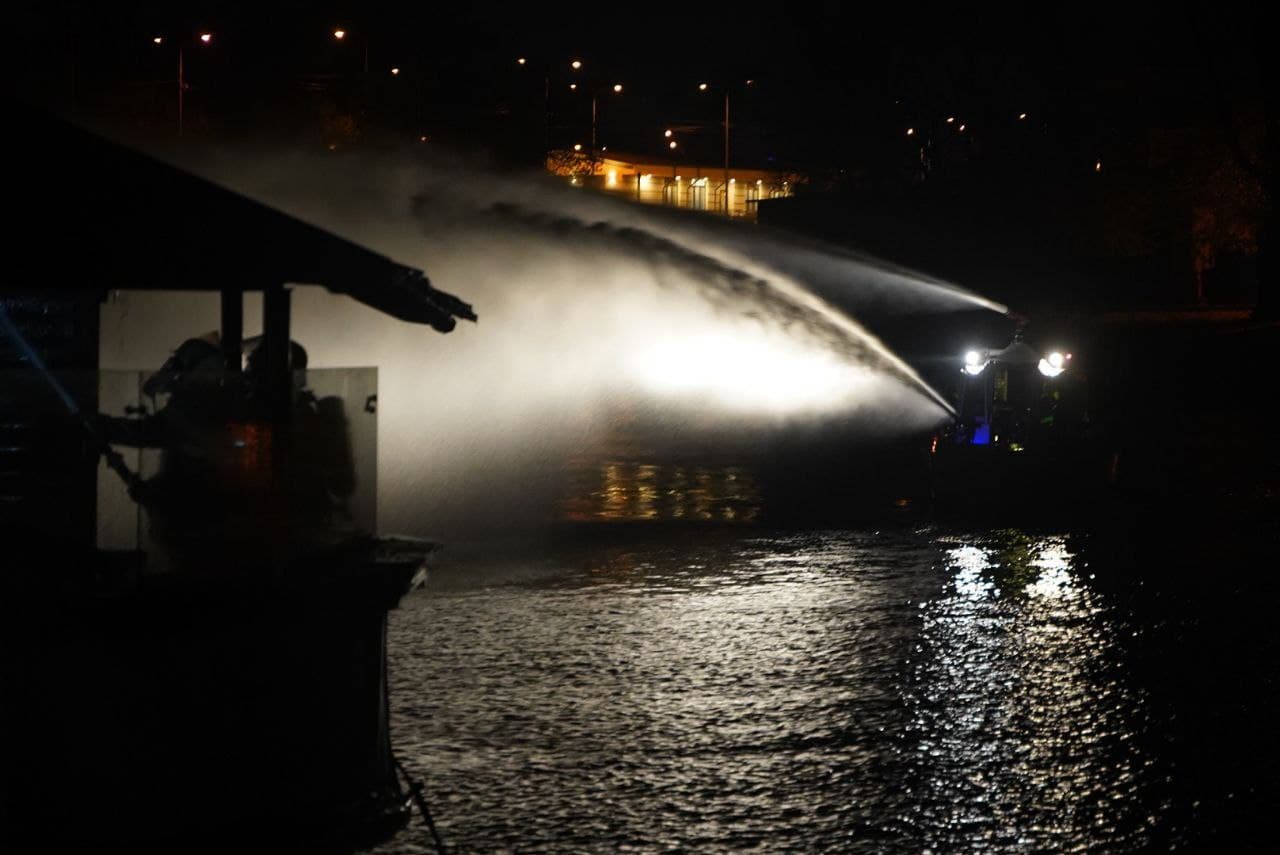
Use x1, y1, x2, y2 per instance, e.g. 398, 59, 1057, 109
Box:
963, 350, 986, 376
1038, 352, 1066, 377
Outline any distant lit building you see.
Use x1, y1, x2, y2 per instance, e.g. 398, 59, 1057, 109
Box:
546, 149, 801, 220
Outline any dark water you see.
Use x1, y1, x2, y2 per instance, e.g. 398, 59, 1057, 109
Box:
369, 526, 1280, 852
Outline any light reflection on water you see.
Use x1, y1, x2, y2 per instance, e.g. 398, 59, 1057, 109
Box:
370, 529, 1185, 852
904, 535, 1156, 850
561, 460, 761, 523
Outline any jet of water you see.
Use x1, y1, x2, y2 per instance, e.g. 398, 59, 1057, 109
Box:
103, 142, 1003, 534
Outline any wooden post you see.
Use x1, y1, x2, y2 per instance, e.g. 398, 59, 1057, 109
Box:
220, 287, 242, 373
262, 283, 292, 431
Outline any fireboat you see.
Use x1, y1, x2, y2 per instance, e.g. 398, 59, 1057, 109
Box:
928, 327, 1115, 522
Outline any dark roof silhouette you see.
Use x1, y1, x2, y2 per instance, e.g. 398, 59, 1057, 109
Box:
10, 105, 475, 332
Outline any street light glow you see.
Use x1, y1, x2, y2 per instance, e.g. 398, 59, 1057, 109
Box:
390, 67, 400, 75
517, 57, 527, 65
699, 83, 708, 91
573, 143, 582, 151
664, 129, 673, 138
199, 32, 213, 44
946, 116, 955, 123
332, 29, 345, 40
569, 83, 577, 91
613, 83, 623, 93
958, 123, 966, 132
571, 60, 582, 70
1019, 112, 1028, 120
152, 36, 163, 45
669, 141, 677, 149
906, 127, 915, 136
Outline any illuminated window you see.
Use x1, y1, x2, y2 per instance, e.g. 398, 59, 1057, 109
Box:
663, 180, 681, 206
690, 177, 708, 210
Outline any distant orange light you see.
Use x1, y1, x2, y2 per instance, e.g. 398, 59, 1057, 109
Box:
573, 143, 582, 151
1095, 160, 1102, 173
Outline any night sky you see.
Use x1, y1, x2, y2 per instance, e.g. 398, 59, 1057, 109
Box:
8, 3, 1273, 313
9, 5, 1270, 171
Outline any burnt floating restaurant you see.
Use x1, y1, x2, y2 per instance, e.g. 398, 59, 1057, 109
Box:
1, 106, 474, 850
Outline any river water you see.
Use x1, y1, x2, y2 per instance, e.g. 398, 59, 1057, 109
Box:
369, 525, 1280, 852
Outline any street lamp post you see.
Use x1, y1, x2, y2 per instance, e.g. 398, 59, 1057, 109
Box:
177, 45, 184, 136
155, 32, 212, 137
590, 83, 624, 152
333, 28, 370, 105
699, 83, 731, 213
516, 57, 620, 164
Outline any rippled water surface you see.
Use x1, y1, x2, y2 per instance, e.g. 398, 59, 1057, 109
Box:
368, 527, 1280, 852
